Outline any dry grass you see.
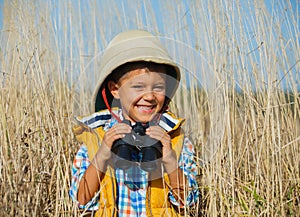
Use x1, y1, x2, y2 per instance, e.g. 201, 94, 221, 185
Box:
0, 0, 299, 216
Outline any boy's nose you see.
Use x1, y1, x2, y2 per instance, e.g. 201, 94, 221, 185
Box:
143, 91, 155, 101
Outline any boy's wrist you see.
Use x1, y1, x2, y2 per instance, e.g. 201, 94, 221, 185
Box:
162, 149, 178, 173
91, 143, 111, 171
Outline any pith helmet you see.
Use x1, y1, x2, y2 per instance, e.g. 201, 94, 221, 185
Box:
92, 30, 181, 112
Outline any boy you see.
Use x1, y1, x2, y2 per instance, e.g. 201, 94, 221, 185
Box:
70, 30, 199, 216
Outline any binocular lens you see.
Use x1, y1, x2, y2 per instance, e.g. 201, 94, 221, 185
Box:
140, 147, 160, 172
114, 145, 132, 170
115, 159, 131, 170
140, 161, 157, 172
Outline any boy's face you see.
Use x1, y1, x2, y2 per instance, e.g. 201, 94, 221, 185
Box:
109, 67, 166, 123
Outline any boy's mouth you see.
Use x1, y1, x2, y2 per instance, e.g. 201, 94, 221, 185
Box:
136, 105, 156, 113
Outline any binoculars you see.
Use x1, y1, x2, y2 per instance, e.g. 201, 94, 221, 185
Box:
111, 120, 162, 172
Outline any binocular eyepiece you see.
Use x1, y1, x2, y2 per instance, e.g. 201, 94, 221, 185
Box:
111, 120, 162, 172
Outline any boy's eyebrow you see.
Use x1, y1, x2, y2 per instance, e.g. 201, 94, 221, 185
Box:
130, 81, 166, 84
125, 81, 166, 88
154, 82, 166, 85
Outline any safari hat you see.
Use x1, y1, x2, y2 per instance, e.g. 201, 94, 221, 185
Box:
92, 30, 181, 112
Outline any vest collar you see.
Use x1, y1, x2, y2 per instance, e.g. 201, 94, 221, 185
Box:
75, 108, 184, 132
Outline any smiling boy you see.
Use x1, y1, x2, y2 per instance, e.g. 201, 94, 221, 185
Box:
108, 62, 167, 123
70, 30, 199, 216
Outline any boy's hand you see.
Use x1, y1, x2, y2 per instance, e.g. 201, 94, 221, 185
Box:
93, 123, 131, 171
102, 123, 132, 148
146, 126, 177, 165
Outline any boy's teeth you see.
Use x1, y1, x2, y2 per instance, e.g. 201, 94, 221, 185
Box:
138, 106, 153, 111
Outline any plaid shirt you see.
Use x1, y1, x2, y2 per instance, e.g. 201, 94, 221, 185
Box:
69, 109, 199, 216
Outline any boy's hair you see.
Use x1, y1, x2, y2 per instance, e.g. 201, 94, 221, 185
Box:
107, 61, 170, 84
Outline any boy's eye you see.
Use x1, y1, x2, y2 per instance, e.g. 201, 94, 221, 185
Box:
132, 85, 144, 89
153, 85, 165, 92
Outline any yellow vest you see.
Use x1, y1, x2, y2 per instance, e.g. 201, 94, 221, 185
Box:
73, 111, 185, 217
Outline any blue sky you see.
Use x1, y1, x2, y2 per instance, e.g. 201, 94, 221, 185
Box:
0, 0, 298, 91
0, 1, 298, 32
0, 0, 3, 29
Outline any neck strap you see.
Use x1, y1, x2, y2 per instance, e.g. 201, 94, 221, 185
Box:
101, 87, 122, 123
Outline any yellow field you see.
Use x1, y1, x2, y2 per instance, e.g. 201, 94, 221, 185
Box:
0, 0, 299, 216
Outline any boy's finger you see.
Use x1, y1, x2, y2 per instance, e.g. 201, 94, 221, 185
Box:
110, 123, 131, 133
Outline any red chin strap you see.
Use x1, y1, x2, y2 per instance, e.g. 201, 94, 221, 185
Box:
101, 87, 122, 123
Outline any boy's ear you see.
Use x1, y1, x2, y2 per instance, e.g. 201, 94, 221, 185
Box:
107, 81, 120, 99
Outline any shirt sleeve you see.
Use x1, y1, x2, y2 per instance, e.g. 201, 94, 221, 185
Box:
168, 136, 199, 207
69, 145, 99, 211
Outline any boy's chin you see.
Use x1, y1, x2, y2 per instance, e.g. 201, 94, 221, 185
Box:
132, 116, 154, 124
130, 113, 160, 123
